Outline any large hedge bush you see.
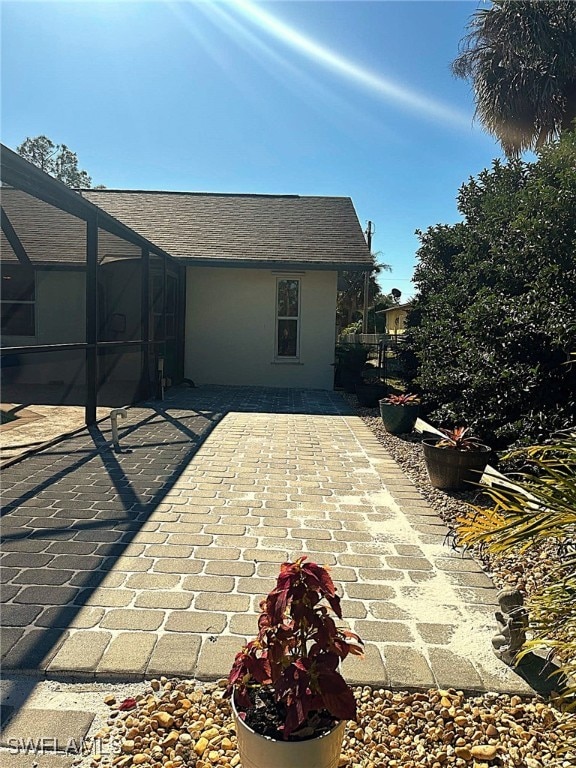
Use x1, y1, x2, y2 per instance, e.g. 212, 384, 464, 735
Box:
403, 131, 576, 450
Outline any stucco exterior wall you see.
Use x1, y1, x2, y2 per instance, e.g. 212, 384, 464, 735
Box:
3, 265, 141, 389
37, 270, 86, 344
3, 269, 86, 386
185, 267, 337, 389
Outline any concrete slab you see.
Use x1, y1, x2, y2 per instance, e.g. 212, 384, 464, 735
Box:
0, 756, 75, 768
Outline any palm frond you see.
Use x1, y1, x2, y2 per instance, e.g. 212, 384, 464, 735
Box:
457, 430, 576, 711
453, 1, 576, 156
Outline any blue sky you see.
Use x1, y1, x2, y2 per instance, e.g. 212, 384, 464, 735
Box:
1, 0, 504, 297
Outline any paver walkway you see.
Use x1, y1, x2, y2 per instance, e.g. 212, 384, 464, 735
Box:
0, 386, 530, 694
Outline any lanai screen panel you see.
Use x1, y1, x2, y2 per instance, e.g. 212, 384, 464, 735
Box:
1, 186, 88, 406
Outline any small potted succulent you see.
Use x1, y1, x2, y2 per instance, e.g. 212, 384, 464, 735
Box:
378, 392, 420, 434
422, 426, 490, 490
225, 556, 364, 768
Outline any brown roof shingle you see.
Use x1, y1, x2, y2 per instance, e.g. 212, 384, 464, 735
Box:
81, 190, 372, 269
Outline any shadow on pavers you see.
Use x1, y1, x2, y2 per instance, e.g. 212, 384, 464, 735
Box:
0, 386, 352, 707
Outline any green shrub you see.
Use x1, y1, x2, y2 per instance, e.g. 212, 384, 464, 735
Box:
403, 131, 576, 449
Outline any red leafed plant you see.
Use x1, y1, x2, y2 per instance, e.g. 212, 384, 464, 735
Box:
383, 393, 420, 405
225, 556, 364, 740
436, 426, 483, 451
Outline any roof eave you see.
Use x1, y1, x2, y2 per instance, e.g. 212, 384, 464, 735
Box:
176, 257, 373, 271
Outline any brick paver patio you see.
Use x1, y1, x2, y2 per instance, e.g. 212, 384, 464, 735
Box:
0, 386, 530, 693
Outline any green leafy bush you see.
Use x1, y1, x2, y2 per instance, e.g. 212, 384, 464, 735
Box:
403, 131, 576, 449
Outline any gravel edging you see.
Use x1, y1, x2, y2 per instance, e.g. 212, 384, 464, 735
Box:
74, 676, 575, 768
351, 400, 555, 603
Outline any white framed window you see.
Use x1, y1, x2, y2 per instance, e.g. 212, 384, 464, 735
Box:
275, 277, 300, 359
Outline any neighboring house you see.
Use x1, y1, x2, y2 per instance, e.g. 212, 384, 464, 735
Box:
379, 302, 413, 337
1, 146, 373, 404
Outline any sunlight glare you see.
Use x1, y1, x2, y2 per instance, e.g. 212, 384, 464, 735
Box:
224, 0, 471, 130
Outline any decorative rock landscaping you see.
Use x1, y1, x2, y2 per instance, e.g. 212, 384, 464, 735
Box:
84, 677, 574, 768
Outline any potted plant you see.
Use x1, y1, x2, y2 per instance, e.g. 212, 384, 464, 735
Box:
335, 344, 370, 393
422, 426, 490, 490
378, 393, 420, 434
225, 556, 364, 768
355, 370, 387, 408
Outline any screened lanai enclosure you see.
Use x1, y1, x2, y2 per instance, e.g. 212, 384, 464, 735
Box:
0, 145, 185, 425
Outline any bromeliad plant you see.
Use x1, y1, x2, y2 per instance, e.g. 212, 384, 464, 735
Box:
225, 557, 364, 741
435, 426, 483, 451
422, 425, 489, 489
383, 393, 420, 405
379, 392, 421, 435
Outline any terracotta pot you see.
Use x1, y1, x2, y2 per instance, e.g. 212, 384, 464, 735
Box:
422, 438, 490, 490
232, 697, 345, 768
378, 401, 419, 434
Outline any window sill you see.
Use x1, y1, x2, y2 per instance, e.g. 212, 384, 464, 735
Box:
271, 360, 303, 366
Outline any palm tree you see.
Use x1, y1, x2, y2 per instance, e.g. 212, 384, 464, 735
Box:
453, 1, 576, 157
336, 260, 390, 331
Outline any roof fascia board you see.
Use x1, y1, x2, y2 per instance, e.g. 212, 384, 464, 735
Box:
177, 258, 373, 271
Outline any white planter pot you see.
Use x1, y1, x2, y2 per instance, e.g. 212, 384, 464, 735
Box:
232, 697, 346, 768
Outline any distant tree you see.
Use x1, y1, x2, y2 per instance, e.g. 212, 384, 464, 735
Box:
453, 1, 576, 157
16, 135, 94, 188
336, 260, 390, 330
369, 292, 396, 333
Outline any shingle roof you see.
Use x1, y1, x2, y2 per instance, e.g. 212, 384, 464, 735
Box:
80, 190, 372, 270
1, 188, 145, 266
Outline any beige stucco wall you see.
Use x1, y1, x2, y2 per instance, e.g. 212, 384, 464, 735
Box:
3, 266, 141, 388
37, 270, 86, 344
3, 269, 86, 386
185, 267, 337, 389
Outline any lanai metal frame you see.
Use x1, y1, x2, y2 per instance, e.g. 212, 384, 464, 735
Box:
0, 144, 185, 426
